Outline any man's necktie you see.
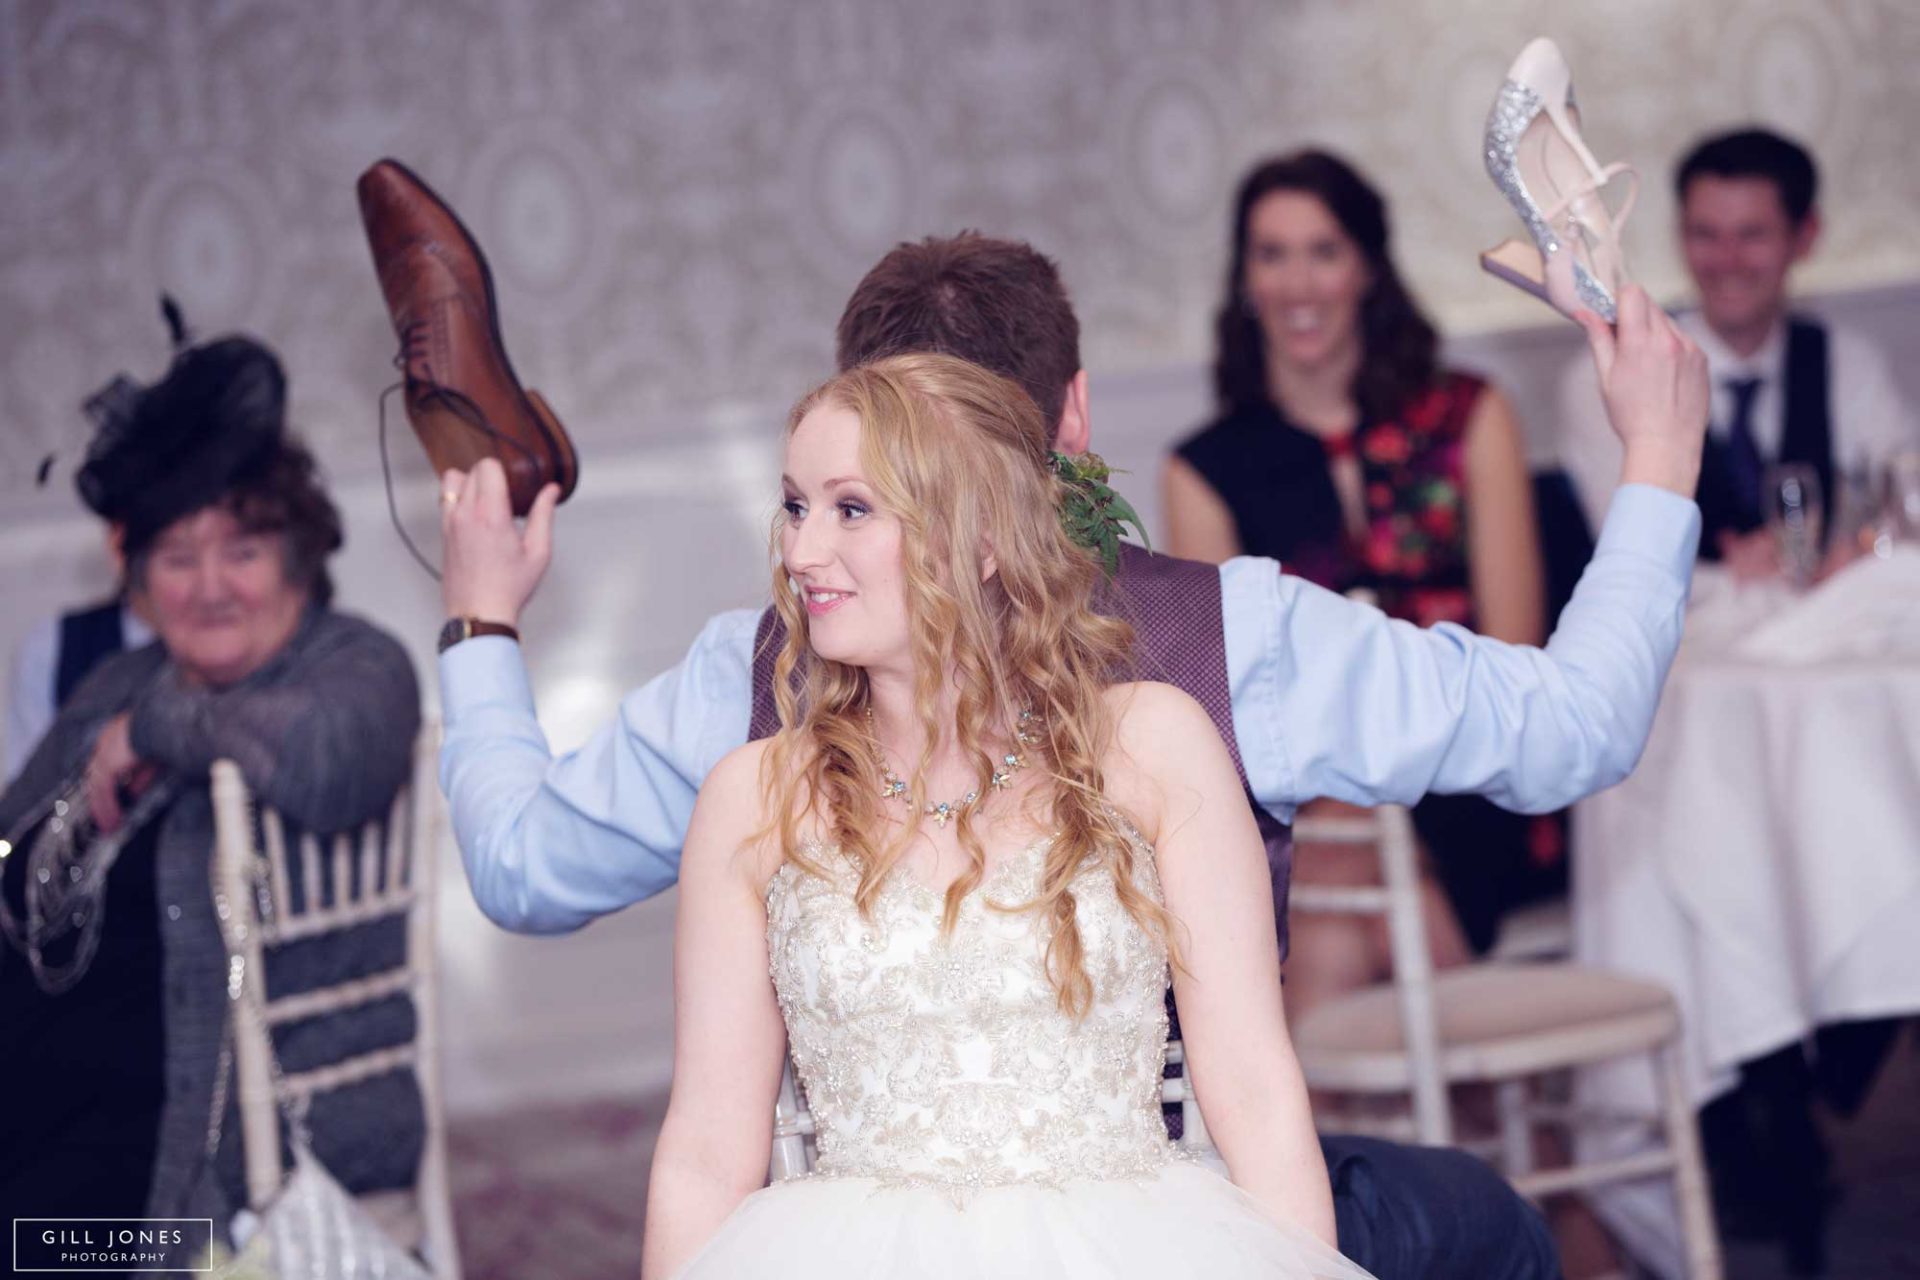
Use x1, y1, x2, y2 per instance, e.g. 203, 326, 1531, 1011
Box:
1723, 375, 1765, 525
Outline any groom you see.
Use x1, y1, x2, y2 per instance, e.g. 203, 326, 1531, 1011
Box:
436, 233, 1706, 1279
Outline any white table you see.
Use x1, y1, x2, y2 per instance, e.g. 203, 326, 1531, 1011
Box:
1571, 552, 1920, 1276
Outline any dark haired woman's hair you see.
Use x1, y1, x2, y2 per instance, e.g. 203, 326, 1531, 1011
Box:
1212, 149, 1438, 424
128, 437, 345, 606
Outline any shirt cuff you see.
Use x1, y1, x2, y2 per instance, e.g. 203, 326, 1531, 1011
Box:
438, 634, 536, 721
1595, 483, 1701, 584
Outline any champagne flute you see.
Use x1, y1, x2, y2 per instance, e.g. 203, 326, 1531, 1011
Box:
1885, 452, 1920, 543
1832, 459, 1879, 557
1766, 463, 1823, 588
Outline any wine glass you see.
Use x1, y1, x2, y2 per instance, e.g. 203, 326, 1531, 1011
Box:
1765, 463, 1823, 588
1884, 452, 1920, 544
1831, 460, 1879, 558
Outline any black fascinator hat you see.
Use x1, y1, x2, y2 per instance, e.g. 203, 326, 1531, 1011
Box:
75, 304, 288, 555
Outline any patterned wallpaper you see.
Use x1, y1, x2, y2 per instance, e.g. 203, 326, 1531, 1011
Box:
3, 0, 1917, 508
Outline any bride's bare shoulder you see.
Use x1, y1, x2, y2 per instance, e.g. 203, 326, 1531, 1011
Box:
698, 736, 833, 886
1100, 680, 1217, 749
690, 737, 793, 885
700, 736, 777, 807
1097, 682, 1226, 836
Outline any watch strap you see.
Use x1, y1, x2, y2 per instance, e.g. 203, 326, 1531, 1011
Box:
438, 617, 520, 653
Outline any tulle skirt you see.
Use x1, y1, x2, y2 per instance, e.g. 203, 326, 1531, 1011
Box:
674, 1161, 1376, 1278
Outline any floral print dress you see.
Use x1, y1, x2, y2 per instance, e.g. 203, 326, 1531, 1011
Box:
1174, 372, 1566, 954
1174, 371, 1486, 624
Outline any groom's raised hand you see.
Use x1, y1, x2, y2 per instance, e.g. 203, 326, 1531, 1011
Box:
1576, 283, 1709, 500
439, 457, 561, 628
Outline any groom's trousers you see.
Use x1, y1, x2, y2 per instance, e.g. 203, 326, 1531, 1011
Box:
1323, 1134, 1561, 1280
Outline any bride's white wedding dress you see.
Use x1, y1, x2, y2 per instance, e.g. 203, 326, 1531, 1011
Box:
674, 827, 1375, 1278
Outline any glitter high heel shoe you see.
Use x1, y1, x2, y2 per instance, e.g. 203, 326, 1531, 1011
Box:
1481, 37, 1637, 321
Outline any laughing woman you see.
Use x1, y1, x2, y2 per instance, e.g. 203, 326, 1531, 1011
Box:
1163, 150, 1557, 1021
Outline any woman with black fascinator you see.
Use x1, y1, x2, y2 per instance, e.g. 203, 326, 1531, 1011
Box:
0, 318, 424, 1266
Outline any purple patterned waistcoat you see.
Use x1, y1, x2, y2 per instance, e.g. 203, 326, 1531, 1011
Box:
745, 541, 1295, 961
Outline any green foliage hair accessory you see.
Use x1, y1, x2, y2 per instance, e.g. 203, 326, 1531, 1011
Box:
1048, 451, 1150, 577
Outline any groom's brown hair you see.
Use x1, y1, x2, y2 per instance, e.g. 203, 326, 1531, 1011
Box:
835, 232, 1081, 433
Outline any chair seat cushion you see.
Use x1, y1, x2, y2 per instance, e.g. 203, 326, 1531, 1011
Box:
1294, 962, 1678, 1089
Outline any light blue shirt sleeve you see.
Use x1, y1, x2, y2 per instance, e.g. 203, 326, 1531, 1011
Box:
438, 607, 760, 933
6, 614, 60, 782
1223, 483, 1700, 821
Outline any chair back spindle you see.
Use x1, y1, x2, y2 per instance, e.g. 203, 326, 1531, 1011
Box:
208, 730, 462, 1277
1289, 807, 1451, 1144
1286, 803, 1722, 1277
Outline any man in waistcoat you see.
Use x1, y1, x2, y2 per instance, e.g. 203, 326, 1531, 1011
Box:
435, 233, 1708, 1279
6, 300, 189, 780
1562, 126, 1916, 1271
1558, 127, 1916, 573
5, 534, 156, 783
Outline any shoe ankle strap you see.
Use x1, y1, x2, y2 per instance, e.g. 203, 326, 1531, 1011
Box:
1543, 162, 1638, 248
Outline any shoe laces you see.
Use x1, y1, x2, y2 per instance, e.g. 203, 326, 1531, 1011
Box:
377, 320, 543, 581
397, 317, 434, 382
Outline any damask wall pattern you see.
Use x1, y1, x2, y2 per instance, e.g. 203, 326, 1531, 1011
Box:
3, 0, 1917, 507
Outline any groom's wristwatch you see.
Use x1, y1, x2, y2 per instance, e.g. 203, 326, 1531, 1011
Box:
438, 617, 520, 653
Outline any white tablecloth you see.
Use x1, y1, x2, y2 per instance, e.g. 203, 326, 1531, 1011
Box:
1571, 551, 1920, 1276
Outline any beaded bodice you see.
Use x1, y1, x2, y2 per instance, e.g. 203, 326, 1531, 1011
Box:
766, 830, 1176, 1195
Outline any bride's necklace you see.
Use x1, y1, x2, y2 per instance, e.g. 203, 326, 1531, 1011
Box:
870, 709, 1038, 830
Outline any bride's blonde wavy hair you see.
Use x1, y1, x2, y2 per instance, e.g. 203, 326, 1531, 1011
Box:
760, 352, 1175, 1017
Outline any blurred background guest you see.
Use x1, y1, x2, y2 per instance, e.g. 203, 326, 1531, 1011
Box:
1553, 126, 1919, 1274
1557, 127, 1918, 577
4, 523, 152, 783
1161, 150, 1559, 1016
0, 331, 423, 1261
0, 303, 198, 785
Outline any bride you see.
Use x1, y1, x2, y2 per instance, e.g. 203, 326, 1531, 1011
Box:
641, 352, 1374, 1278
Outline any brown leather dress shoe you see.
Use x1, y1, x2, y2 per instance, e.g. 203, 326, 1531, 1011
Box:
357, 158, 578, 515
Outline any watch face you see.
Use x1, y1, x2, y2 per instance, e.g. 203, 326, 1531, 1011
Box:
437, 618, 469, 652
